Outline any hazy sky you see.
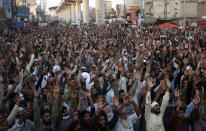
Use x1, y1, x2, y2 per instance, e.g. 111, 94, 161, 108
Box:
47, 0, 124, 9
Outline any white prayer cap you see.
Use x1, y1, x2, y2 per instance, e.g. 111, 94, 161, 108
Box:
151, 101, 159, 108
186, 66, 191, 71
81, 72, 90, 80
53, 65, 61, 73
18, 107, 24, 113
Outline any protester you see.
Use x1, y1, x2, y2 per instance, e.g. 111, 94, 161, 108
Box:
0, 24, 205, 131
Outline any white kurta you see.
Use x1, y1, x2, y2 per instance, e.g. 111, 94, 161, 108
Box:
145, 91, 170, 131
114, 113, 141, 131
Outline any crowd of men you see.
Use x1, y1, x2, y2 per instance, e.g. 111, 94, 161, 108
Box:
0, 23, 206, 131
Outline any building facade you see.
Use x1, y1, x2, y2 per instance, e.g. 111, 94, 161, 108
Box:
152, 0, 181, 19
49, 6, 58, 21
16, 0, 37, 19
180, 0, 198, 18
104, 1, 112, 19
145, 0, 200, 19
197, 1, 206, 17
126, 0, 142, 7
0, 0, 2, 8
116, 4, 125, 18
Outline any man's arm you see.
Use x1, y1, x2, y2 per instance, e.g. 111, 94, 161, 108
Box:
101, 70, 110, 95
85, 90, 94, 108
26, 53, 35, 72
77, 94, 83, 111
129, 80, 139, 95
52, 85, 60, 123
160, 79, 170, 115
129, 71, 141, 95
7, 121, 24, 131
2, 79, 19, 103
128, 93, 141, 117
108, 96, 120, 129
7, 96, 20, 125
198, 86, 204, 118
113, 64, 119, 79
185, 93, 199, 117
168, 111, 178, 128
184, 102, 195, 117
187, 107, 199, 124
145, 77, 153, 120
32, 87, 41, 128
0, 85, 3, 108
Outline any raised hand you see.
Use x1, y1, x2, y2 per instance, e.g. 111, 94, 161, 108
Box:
165, 79, 171, 92
54, 75, 59, 84
200, 86, 205, 98
177, 98, 182, 108
195, 69, 200, 76
119, 66, 124, 72
113, 96, 119, 108
79, 94, 83, 101
54, 85, 60, 94
105, 70, 110, 78
16, 95, 20, 105
128, 93, 134, 103
192, 94, 199, 105
147, 77, 154, 91
123, 96, 129, 106
38, 55, 42, 62
97, 97, 106, 109
32, 86, 38, 99
200, 86, 204, 105
188, 69, 194, 76
141, 87, 147, 95
174, 88, 181, 98
135, 71, 141, 81
71, 92, 77, 99
73, 111, 79, 121
14, 76, 19, 84
85, 90, 91, 98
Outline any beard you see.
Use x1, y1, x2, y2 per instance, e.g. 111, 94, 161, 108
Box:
62, 114, 70, 120
43, 120, 52, 125
153, 110, 160, 114
107, 112, 113, 121
120, 117, 130, 129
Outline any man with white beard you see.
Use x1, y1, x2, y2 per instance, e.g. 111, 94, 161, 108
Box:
114, 93, 141, 131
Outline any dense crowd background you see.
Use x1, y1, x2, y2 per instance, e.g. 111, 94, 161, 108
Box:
0, 24, 206, 131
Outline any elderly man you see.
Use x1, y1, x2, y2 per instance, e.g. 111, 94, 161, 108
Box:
145, 78, 170, 131
114, 93, 141, 131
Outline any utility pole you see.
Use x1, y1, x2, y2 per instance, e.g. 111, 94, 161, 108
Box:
40, 0, 41, 21
183, 0, 186, 28
164, 0, 167, 19
23, 0, 26, 6
142, 0, 144, 17
124, 0, 126, 28
124, 0, 126, 19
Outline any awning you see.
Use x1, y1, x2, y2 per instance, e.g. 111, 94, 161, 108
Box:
156, 22, 178, 28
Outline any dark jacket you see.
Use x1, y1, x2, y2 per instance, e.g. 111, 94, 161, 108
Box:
168, 108, 199, 131
90, 110, 119, 131
33, 96, 60, 131
79, 107, 95, 131
57, 116, 72, 131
